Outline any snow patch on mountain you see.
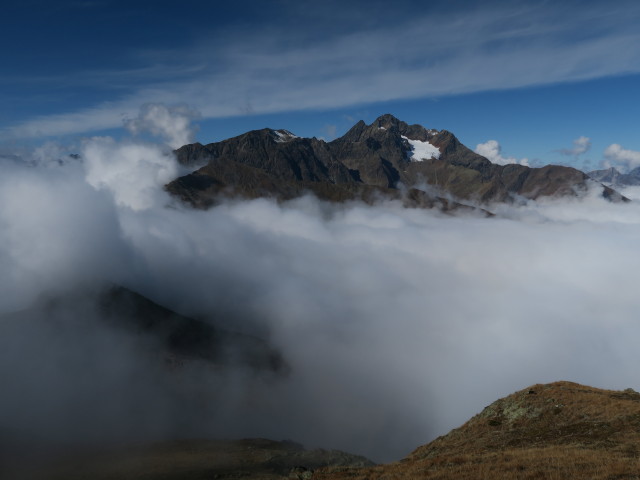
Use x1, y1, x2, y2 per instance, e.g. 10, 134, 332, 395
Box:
402, 135, 441, 161
274, 130, 299, 143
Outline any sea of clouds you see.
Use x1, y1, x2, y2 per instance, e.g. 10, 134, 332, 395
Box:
2, 105, 640, 463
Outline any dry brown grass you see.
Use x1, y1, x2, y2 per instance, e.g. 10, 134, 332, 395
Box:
316, 381, 640, 480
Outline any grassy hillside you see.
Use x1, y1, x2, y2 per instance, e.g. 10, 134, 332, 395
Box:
316, 381, 640, 479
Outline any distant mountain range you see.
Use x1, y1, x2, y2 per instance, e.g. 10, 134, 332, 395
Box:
588, 166, 640, 186
167, 114, 626, 212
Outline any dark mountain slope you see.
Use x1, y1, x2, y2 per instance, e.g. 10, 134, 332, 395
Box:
175, 128, 355, 184
168, 115, 626, 209
0, 286, 292, 478
0, 285, 287, 372
354, 115, 621, 203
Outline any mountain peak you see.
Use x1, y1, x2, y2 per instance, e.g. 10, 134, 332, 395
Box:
588, 165, 640, 186
338, 114, 437, 143
372, 113, 405, 130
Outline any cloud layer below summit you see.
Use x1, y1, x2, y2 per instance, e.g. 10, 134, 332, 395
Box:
3, 114, 640, 462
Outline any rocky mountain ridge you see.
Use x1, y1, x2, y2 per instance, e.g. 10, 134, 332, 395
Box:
167, 114, 626, 211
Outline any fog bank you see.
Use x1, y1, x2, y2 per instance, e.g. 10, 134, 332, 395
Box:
2, 123, 640, 462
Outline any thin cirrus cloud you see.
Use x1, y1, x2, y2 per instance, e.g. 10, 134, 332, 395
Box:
4, 1, 640, 140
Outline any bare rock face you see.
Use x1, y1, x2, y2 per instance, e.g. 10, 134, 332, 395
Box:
167, 114, 626, 212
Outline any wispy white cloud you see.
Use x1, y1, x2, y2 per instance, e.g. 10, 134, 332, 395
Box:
475, 140, 529, 166
4, 1, 640, 140
4, 103, 135, 139
124, 103, 199, 149
558, 136, 592, 156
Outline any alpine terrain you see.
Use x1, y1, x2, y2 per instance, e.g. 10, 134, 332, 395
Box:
167, 114, 626, 211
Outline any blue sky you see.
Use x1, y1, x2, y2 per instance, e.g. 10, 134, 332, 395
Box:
2, 0, 640, 171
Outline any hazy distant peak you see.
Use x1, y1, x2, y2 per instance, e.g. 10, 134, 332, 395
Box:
588, 165, 640, 186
